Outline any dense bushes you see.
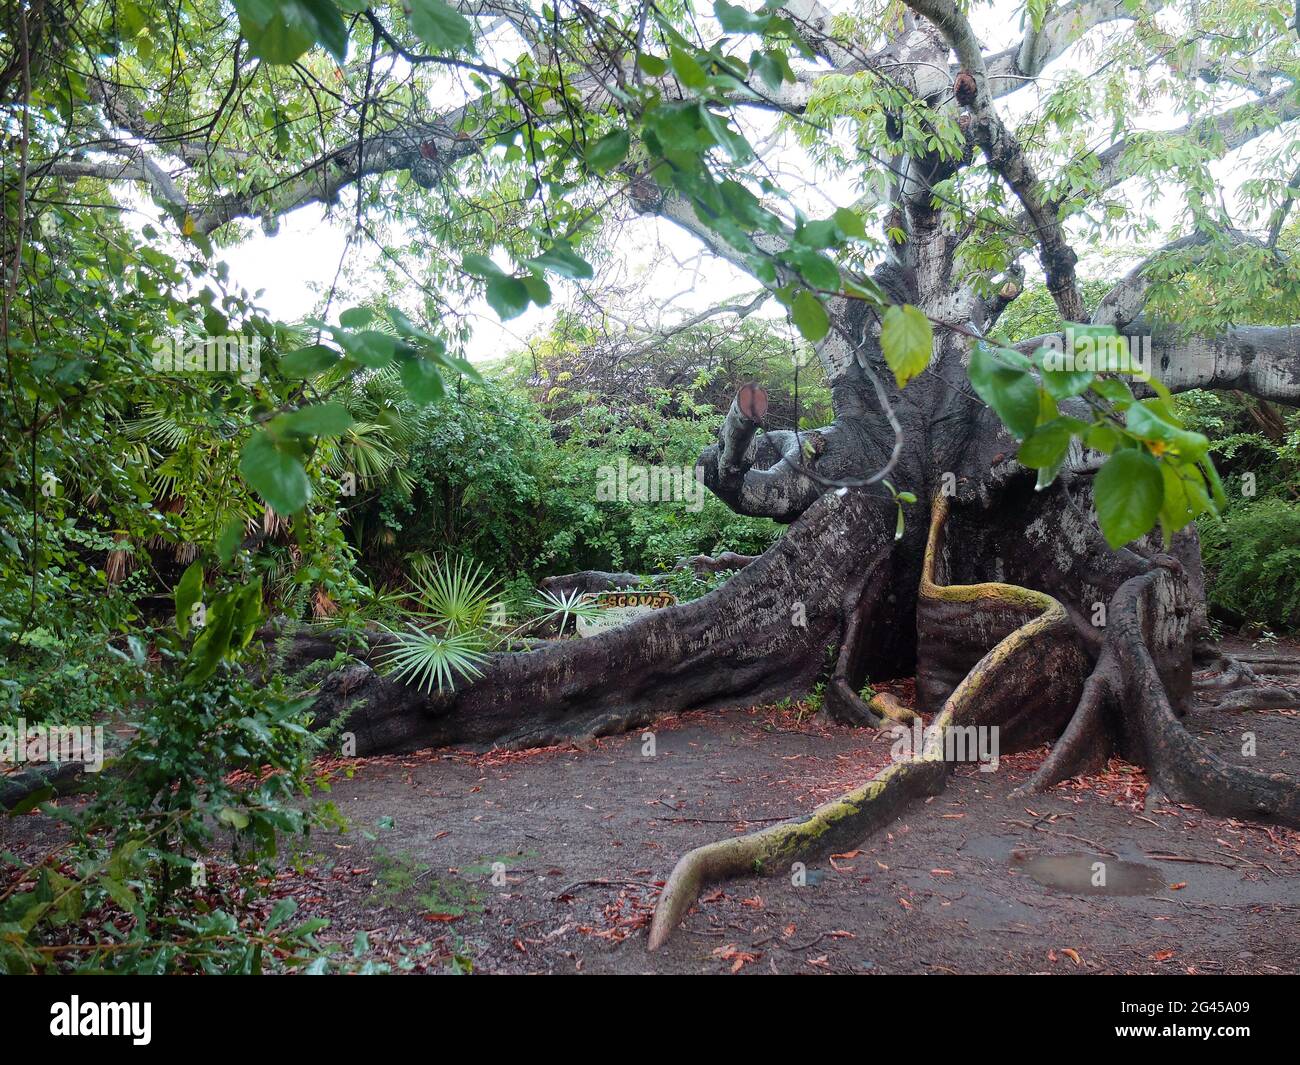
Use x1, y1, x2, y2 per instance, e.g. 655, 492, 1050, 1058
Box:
1198, 498, 1300, 633
344, 319, 818, 587
1176, 389, 1300, 633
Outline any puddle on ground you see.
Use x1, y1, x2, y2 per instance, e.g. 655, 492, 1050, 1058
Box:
1014, 852, 1167, 896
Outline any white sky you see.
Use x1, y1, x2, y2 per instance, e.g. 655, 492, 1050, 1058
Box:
193, 0, 1286, 363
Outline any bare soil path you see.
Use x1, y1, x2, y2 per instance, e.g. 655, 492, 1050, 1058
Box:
5, 661, 1297, 974
274, 685, 1299, 974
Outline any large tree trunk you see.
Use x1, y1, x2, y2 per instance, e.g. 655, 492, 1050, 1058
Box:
309, 275, 1300, 949
296, 0, 1300, 949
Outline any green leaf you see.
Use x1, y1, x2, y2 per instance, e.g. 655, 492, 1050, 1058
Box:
669, 44, 709, 90
1018, 418, 1075, 469
833, 207, 866, 239
233, 0, 315, 64
1033, 345, 1093, 400
175, 559, 204, 638
485, 275, 531, 320
218, 806, 251, 831
1094, 448, 1164, 549
968, 342, 1039, 439
880, 305, 933, 389
841, 276, 888, 307
1159, 460, 1210, 542
216, 518, 245, 565
265, 897, 299, 932
1090, 376, 1133, 409
462, 252, 504, 278
280, 344, 339, 378
399, 355, 446, 405
409, 0, 475, 52
750, 50, 783, 91
276, 401, 353, 437
339, 329, 396, 368
1126, 401, 1210, 460
99, 875, 138, 914
1083, 421, 1122, 453
185, 590, 239, 684
586, 129, 630, 173
788, 248, 839, 291
338, 306, 374, 328
791, 290, 829, 342
636, 53, 667, 76
520, 274, 551, 307
299, 0, 348, 60
234, 0, 346, 63
715, 0, 772, 33
1201, 455, 1227, 508
529, 241, 594, 280
699, 107, 752, 161
240, 431, 311, 514
232, 577, 264, 650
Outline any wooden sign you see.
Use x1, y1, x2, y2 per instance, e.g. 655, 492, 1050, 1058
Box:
576, 590, 677, 637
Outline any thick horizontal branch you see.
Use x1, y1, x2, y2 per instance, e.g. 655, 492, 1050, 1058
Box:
37, 153, 185, 208
1091, 229, 1266, 329
1088, 86, 1300, 205
1143, 321, 1300, 403
1016, 321, 1300, 404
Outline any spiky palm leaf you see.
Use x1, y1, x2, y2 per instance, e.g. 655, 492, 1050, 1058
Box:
324, 421, 403, 485
524, 588, 602, 637
408, 555, 500, 634
377, 624, 490, 694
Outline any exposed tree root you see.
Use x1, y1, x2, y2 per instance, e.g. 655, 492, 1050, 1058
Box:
1200, 684, 1300, 713
1193, 645, 1261, 689
1018, 652, 1114, 794
1110, 569, 1300, 827
647, 497, 1086, 949
676, 551, 759, 575
646, 752, 946, 950
867, 691, 919, 724
822, 556, 893, 728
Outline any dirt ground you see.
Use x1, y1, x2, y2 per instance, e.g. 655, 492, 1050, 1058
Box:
6, 656, 1298, 975
269, 676, 1299, 974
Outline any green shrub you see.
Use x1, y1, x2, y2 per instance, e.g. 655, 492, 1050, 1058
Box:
1198, 498, 1300, 633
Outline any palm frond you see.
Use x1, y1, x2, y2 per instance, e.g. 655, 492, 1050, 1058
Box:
408, 555, 500, 634
125, 407, 195, 450
524, 588, 601, 637
377, 624, 490, 694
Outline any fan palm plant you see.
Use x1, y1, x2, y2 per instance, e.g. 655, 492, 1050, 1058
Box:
377, 624, 491, 694
407, 554, 500, 633
376, 554, 502, 694
522, 587, 601, 637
